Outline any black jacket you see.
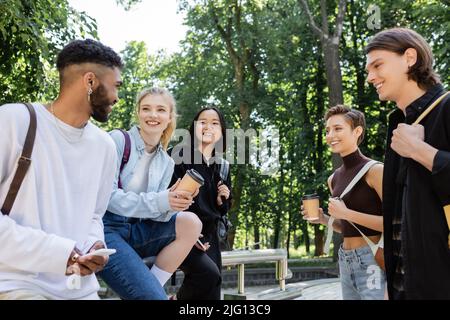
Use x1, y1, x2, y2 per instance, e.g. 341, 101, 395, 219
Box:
170, 148, 232, 243
383, 84, 450, 299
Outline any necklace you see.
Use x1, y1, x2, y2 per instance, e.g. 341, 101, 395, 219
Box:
49, 102, 85, 144
139, 129, 158, 152
143, 140, 157, 153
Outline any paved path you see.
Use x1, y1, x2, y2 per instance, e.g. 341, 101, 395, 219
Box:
295, 280, 341, 300
101, 277, 342, 300
222, 278, 342, 300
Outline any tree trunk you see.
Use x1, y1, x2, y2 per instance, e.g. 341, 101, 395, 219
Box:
228, 167, 245, 249
286, 167, 295, 258
322, 41, 344, 106
273, 166, 284, 248
254, 223, 260, 249
211, 2, 257, 250
298, 0, 346, 170
314, 224, 324, 256
303, 223, 310, 254
349, 0, 365, 109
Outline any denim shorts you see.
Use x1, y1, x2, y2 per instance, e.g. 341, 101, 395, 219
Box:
98, 211, 177, 299
338, 244, 386, 300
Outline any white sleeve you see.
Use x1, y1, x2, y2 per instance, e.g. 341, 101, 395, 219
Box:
0, 216, 76, 274
0, 104, 75, 274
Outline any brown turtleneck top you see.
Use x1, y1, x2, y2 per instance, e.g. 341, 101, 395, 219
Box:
331, 149, 382, 237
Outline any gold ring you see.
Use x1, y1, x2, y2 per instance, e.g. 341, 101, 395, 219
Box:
71, 253, 80, 262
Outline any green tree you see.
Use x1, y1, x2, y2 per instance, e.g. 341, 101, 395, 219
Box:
101, 0, 450, 257
102, 41, 157, 132
0, 0, 97, 104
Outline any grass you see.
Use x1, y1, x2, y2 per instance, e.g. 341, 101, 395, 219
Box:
288, 245, 335, 259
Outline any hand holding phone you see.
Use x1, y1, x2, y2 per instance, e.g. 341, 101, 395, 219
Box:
83, 248, 116, 258
196, 239, 206, 250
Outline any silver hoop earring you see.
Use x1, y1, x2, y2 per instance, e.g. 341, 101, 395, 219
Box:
87, 87, 93, 102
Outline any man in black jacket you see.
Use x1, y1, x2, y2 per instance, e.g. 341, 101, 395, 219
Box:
365, 27, 450, 299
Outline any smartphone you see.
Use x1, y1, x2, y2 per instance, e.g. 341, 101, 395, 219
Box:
196, 239, 206, 250
83, 248, 116, 258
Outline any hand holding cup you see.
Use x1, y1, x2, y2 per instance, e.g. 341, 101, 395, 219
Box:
169, 169, 204, 211
301, 194, 327, 225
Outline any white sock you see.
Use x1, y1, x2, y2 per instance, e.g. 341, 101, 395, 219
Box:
150, 264, 172, 287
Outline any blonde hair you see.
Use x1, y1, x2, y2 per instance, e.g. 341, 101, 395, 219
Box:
135, 87, 177, 150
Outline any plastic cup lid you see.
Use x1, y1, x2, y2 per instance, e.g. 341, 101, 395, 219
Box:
186, 169, 205, 186
302, 194, 319, 200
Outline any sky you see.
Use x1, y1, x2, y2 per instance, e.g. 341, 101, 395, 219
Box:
68, 0, 187, 54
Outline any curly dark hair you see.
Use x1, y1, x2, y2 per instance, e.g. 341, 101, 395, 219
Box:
56, 39, 123, 71
365, 28, 440, 91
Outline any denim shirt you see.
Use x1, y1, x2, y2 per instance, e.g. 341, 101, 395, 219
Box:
106, 125, 176, 221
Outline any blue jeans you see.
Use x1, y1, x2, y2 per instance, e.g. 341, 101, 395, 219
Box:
338, 244, 386, 300
98, 211, 177, 300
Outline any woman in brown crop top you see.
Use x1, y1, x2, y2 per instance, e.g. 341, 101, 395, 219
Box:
302, 105, 386, 300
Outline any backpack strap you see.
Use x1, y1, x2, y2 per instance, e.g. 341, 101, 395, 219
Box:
218, 158, 230, 181
339, 160, 379, 199
324, 160, 379, 253
412, 91, 449, 125
116, 129, 131, 189
2, 103, 37, 216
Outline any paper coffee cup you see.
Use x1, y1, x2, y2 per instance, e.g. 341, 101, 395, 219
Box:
176, 169, 205, 194
302, 194, 320, 221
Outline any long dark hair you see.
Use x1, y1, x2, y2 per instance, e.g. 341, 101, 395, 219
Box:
188, 106, 227, 158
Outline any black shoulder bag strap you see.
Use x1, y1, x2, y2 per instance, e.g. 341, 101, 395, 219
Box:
1, 103, 37, 216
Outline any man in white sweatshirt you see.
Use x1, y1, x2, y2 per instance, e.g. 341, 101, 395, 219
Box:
0, 39, 123, 299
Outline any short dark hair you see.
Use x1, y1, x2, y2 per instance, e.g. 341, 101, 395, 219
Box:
324, 105, 366, 145
365, 28, 440, 90
56, 39, 123, 72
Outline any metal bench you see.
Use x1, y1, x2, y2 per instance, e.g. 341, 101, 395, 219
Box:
143, 249, 291, 297
221, 248, 292, 299
100, 249, 293, 299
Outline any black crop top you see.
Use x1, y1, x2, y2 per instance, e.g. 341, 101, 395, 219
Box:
331, 149, 382, 237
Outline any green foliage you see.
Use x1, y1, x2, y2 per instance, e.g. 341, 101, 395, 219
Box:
0, 0, 97, 104
1, 0, 448, 256
165, 0, 449, 254
100, 41, 157, 131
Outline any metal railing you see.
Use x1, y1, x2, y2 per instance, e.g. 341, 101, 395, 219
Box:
221, 248, 290, 296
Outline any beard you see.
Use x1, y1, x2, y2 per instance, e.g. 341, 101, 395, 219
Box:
90, 83, 113, 123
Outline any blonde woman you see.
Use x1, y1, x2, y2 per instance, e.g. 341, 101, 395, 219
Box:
98, 87, 202, 300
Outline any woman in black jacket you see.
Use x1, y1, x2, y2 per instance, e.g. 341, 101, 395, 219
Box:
170, 106, 232, 300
